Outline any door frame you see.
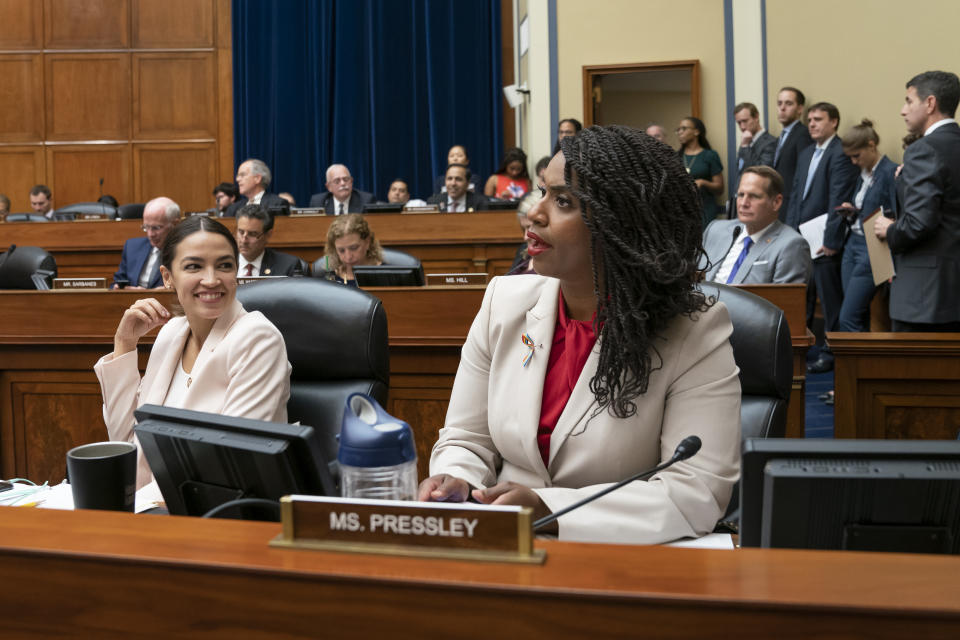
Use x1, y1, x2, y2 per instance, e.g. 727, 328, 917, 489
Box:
582, 60, 701, 127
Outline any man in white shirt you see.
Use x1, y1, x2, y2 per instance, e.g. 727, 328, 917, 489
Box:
307, 164, 375, 214
111, 197, 180, 289
426, 164, 489, 212
224, 158, 287, 217
235, 204, 304, 278
30, 185, 53, 219
772, 87, 814, 218
735, 102, 777, 173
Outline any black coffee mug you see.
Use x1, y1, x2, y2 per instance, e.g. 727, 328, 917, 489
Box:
67, 441, 137, 511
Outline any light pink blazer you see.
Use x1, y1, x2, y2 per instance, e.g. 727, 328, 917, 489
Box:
430, 275, 741, 544
94, 299, 291, 489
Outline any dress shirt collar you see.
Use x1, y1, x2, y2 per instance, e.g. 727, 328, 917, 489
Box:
815, 134, 836, 151
447, 195, 466, 211
750, 128, 767, 146
238, 251, 264, 276
924, 118, 957, 136
249, 190, 264, 205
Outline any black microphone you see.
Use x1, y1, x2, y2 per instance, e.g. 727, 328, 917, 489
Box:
532, 435, 702, 531
99, 178, 107, 218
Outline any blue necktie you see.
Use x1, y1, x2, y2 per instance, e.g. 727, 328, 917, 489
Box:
774, 128, 788, 165
802, 147, 824, 199
725, 236, 753, 284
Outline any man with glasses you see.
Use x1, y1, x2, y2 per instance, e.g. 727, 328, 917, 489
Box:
111, 197, 180, 289
224, 158, 287, 217
235, 204, 304, 277
308, 163, 374, 214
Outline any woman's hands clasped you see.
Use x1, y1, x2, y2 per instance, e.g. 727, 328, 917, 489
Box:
114, 298, 171, 356
417, 475, 553, 525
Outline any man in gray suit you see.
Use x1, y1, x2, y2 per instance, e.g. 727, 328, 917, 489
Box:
702, 165, 811, 285
875, 70, 960, 332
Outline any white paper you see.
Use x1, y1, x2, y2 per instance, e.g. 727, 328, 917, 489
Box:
665, 533, 735, 549
29, 480, 165, 513
798, 213, 828, 259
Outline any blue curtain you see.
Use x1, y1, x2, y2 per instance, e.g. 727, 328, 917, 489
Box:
232, 0, 503, 205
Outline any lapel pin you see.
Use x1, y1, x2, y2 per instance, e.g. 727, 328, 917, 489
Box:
521, 333, 538, 367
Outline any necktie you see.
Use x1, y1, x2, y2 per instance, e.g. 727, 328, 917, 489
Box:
140, 247, 159, 287
449, 200, 458, 212
725, 237, 753, 284
245, 263, 255, 276
774, 129, 787, 165
802, 147, 824, 199
338, 202, 345, 215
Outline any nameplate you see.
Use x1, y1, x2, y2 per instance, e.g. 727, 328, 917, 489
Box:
401, 205, 440, 214
184, 211, 213, 217
238, 275, 287, 285
270, 495, 544, 564
77, 212, 112, 221
426, 273, 488, 286
290, 207, 326, 216
53, 277, 107, 290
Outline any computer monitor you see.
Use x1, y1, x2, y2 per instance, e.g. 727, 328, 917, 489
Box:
133, 404, 335, 519
353, 264, 424, 287
363, 202, 403, 213
741, 438, 960, 554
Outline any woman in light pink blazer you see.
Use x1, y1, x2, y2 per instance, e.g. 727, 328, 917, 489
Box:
419, 126, 741, 544
95, 216, 291, 490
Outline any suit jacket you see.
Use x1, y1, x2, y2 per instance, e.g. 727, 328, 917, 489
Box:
94, 299, 291, 489
737, 131, 777, 173
425, 191, 489, 212
701, 219, 811, 284
429, 275, 741, 544
850, 155, 898, 226
773, 121, 814, 220
224, 192, 287, 218
308, 189, 375, 214
259, 247, 304, 277
113, 237, 163, 289
785, 136, 858, 251
886, 122, 960, 323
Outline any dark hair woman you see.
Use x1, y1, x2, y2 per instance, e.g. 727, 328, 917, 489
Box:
677, 116, 724, 228
484, 147, 532, 201
419, 125, 740, 544
95, 215, 291, 491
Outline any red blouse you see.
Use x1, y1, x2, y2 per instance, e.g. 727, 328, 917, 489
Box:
536, 292, 599, 466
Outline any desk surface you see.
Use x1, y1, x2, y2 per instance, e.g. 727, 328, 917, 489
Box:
1, 507, 958, 638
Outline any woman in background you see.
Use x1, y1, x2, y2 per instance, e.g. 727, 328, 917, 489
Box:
95, 216, 291, 490
677, 116, 724, 228
316, 213, 383, 286
432, 145, 483, 195
484, 147, 532, 201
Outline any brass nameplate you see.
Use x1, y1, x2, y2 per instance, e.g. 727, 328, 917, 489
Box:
77, 212, 112, 220
238, 275, 287, 285
426, 273, 488, 286
290, 207, 326, 216
53, 277, 107, 290
401, 205, 440, 214
185, 211, 213, 217
270, 495, 544, 564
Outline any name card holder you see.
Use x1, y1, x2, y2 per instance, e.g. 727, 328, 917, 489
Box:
270, 495, 545, 564
77, 212, 112, 221
53, 277, 107, 290
185, 211, 214, 218
238, 275, 287, 285
290, 208, 327, 216
401, 205, 440, 214
426, 273, 488, 286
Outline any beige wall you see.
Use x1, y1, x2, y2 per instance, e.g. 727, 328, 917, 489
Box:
767, 0, 958, 164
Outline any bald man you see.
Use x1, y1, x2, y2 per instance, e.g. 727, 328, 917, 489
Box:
111, 197, 181, 289
308, 164, 375, 214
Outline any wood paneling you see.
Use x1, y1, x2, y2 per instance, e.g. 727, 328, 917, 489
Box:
133, 53, 216, 139
44, 0, 129, 49
0, 55, 44, 142
0, 0, 43, 49
0, 146, 45, 212
132, 0, 214, 48
45, 144, 132, 207
44, 54, 131, 141
215, 0, 233, 182
133, 143, 217, 211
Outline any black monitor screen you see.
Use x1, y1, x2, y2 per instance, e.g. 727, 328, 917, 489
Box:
134, 404, 335, 518
363, 202, 403, 213
353, 264, 424, 287
741, 438, 960, 554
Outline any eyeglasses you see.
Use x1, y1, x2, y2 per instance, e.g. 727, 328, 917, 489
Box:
142, 224, 168, 233
236, 229, 264, 240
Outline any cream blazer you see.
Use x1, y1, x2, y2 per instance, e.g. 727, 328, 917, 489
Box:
430, 275, 741, 544
94, 299, 292, 489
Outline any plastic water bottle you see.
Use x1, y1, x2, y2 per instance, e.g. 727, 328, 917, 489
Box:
338, 393, 418, 501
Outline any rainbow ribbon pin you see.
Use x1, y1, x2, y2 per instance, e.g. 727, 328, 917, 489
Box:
521, 332, 536, 367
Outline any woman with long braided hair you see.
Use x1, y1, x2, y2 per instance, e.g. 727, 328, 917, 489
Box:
418, 126, 740, 543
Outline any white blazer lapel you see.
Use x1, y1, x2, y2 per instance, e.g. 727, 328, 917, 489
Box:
140, 322, 189, 406
188, 300, 246, 380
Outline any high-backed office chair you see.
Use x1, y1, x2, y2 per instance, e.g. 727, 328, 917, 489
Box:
310, 246, 420, 276
236, 277, 390, 467
117, 203, 145, 220
53, 202, 118, 220
0, 246, 58, 289
4, 214, 50, 223
696, 282, 792, 525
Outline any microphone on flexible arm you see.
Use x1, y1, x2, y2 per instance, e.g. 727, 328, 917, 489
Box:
727, 225, 742, 254
532, 435, 702, 530
99, 178, 106, 218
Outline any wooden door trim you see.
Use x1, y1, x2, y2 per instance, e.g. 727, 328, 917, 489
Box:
582, 60, 700, 127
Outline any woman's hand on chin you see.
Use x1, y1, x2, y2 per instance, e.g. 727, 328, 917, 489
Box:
472, 482, 552, 521
417, 474, 471, 502
114, 297, 171, 355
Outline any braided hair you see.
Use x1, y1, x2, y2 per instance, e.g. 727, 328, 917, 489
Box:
559, 125, 712, 419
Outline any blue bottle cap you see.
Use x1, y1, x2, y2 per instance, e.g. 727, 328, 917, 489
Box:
337, 393, 417, 467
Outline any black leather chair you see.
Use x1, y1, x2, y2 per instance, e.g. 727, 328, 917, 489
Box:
310, 246, 420, 276
0, 246, 58, 289
53, 202, 118, 220
236, 278, 390, 467
696, 282, 792, 525
117, 203, 145, 220
4, 213, 50, 223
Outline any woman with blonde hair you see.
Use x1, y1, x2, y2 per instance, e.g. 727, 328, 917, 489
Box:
316, 213, 383, 285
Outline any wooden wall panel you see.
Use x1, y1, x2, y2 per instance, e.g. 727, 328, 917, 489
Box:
133, 53, 216, 139
216, 0, 233, 183
44, 0, 129, 49
0, 146, 45, 212
0, 0, 43, 49
0, 55, 44, 142
132, 0, 214, 48
46, 144, 132, 207
45, 54, 131, 141
134, 143, 216, 211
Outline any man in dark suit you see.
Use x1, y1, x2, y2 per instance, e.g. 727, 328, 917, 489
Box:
773, 87, 814, 219
308, 164, 375, 214
235, 203, 304, 277
875, 70, 960, 332
734, 102, 777, 175
224, 159, 287, 217
786, 102, 858, 373
426, 164, 489, 212
111, 196, 180, 289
